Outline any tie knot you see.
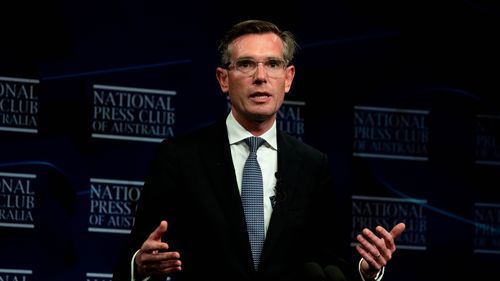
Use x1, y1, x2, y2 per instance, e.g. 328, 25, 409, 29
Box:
245, 137, 265, 153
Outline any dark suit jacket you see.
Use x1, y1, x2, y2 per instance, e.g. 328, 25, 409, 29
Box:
113, 120, 360, 281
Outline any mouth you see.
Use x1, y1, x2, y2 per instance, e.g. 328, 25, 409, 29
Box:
249, 92, 271, 101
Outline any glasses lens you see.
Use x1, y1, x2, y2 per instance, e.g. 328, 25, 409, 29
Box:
231, 58, 286, 77
235, 59, 258, 73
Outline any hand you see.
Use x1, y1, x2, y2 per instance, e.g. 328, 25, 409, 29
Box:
356, 222, 405, 279
135, 220, 182, 278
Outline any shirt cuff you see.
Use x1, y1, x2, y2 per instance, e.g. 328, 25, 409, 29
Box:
131, 250, 151, 281
358, 258, 385, 281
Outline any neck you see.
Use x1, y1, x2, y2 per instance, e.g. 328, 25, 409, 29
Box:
233, 112, 275, 136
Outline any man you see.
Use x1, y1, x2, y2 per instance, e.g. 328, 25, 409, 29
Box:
113, 19, 405, 281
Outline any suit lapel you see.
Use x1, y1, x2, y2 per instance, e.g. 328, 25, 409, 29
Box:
198, 121, 253, 266
198, 123, 306, 272
260, 131, 303, 267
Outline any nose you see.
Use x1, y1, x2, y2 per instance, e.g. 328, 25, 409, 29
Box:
253, 62, 267, 80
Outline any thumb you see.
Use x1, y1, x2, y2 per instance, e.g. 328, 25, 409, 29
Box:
390, 222, 406, 239
148, 220, 168, 241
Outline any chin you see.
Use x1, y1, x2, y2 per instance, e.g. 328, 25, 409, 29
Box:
249, 112, 274, 122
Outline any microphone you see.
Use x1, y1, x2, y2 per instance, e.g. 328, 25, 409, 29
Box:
303, 262, 326, 281
324, 265, 346, 281
274, 172, 286, 203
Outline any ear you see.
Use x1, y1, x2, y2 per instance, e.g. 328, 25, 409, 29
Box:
284, 65, 295, 93
216, 67, 229, 93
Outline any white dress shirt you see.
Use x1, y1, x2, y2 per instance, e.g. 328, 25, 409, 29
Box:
226, 111, 278, 235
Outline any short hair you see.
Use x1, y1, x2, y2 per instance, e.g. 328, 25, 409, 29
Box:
218, 20, 298, 67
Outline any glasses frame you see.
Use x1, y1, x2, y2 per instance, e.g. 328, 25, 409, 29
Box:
224, 57, 289, 77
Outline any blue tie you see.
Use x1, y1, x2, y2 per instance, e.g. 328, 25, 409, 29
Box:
241, 136, 266, 270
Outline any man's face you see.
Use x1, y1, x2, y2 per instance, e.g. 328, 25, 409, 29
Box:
216, 33, 295, 127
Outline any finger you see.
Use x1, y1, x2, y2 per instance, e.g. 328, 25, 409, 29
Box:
148, 260, 182, 275
141, 240, 169, 254
375, 225, 391, 242
390, 222, 406, 239
152, 261, 182, 275
375, 226, 395, 253
142, 251, 181, 264
139, 252, 182, 275
141, 221, 169, 253
148, 220, 168, 241
376, 223, 406, 255
361, 228, 387, 251
355, 243, 384, 271
357, 232, 386, 265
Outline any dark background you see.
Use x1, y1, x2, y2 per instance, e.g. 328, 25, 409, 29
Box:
1, 0, 499, 280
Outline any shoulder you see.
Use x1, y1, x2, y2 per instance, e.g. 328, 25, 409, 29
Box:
154, 120, 226, 154
278, 130, 328, 162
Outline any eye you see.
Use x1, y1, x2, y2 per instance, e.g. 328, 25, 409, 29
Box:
265, 59, 284, 69
236, 59, 257, 70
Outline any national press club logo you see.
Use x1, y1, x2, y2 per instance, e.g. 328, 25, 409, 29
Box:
0, 76, 39, 134
351, 195, 428, 251
475, 114, 500, 165
276, 100, 305, 141
0, 172, 36, 229
0, 268, 33, 281
85, 272, 112, 281
92, 84, 176, 142
473, 114, 500, 255
474, 202, 500, 255
87, 178, 143, 234
0, 172, 36, 280
353, 106, 430, 161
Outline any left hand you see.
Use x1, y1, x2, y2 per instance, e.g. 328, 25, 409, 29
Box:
356, 222, 406, 279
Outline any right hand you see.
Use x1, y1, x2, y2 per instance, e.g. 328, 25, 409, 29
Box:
135, 220, 182, 278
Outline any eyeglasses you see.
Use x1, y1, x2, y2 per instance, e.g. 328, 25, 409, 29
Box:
225, 58, 288, 77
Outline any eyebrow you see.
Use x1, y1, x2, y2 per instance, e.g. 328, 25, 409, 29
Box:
235, 56, 284, 61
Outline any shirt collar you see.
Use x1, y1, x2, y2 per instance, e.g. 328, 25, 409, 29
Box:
226, 111, 278, 150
